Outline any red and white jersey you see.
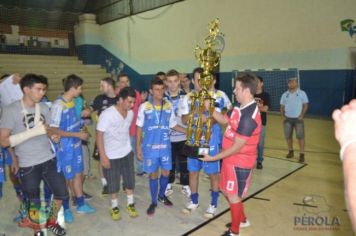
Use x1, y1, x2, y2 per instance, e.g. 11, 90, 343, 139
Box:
222, 101, 262, 169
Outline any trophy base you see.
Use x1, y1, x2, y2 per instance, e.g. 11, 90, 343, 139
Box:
181, 144, 209, 158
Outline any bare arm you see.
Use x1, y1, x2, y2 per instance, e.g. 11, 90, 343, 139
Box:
0, 128, 11, 148
172, 125, 186, 134
299, 103, 308, 120
332, 99, 356, 231
96, 130, 110, 169
280, 105, 286, 118
51, 127, 89, 141
136, 126, 143, 161
7, 147, 19, 174
343, 145, 356, 231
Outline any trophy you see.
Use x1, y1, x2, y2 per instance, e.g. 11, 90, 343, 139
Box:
183, 18, 225, 158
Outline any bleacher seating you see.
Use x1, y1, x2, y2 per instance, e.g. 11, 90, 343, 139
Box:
0, 53, 110, 101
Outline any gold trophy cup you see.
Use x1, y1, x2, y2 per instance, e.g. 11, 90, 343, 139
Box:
183, 18, 225, 157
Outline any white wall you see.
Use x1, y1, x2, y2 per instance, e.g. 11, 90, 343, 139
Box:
75, 0, 356, 73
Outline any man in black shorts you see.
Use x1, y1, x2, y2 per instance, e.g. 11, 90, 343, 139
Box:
0, 74, 68, 235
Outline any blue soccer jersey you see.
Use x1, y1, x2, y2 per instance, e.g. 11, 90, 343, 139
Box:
50, 96, 83, 180
136, 98, 177, 172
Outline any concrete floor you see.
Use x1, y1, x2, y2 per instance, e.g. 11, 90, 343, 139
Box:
0, 115, 353, 235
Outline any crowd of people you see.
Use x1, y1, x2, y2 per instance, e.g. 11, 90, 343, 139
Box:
7, 68, 355, 236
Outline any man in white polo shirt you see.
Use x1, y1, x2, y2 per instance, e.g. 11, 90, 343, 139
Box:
96, 87, 138, 220
280, 77, 309, 163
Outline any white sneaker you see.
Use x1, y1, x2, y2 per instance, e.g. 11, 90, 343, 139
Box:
240, 219, 251, 228
182, 201, 199, 214
181, 185, 191, 198
204, 204, 217, 219
165, 184, 173, 196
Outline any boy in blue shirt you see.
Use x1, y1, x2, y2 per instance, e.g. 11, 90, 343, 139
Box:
136, 77, 186, 216
50, 74, 96, 223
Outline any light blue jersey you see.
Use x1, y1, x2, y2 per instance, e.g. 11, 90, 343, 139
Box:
136, 98, 177, 173
50, 96, 83, 180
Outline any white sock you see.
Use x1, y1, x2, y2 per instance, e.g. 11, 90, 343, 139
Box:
101, 178, 107, 186
127, 194, 134, 206
111, 199, 118, 208
166, 183, 172, 190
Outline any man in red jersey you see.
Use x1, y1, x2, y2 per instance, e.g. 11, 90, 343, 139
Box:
199, 73, 261, 236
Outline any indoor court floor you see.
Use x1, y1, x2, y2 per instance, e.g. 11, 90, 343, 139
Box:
0, 114, 353, 235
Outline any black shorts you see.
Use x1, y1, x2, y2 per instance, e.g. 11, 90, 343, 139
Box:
103, 151, 135, 194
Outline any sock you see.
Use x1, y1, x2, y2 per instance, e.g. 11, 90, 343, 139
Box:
230, 202, 243, 234
149, 178, 158, 204
241, 202, 247, 222
101, 178, 107, 186
211, 191, 219, 207
111, 199, 118, 208
76, 196, 85, 207
191, 193, 199, 204
166, 183, 172, 190
62, 199, 70, 210
159, 175, 169, 198
127, 194, 134, 206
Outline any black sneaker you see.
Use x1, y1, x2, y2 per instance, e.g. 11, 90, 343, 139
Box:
158, 195, 173, 207
299, 153, 305, 163
102, 185, 109, 195
83, 192, 93, 200
286, 150, 294, 158
47, 222, 66, 236
221, 229, 239, 236
146, 203, 157, 216
256, 162, 263, 169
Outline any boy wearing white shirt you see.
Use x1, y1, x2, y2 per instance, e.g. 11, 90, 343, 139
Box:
96, 87, 138, 220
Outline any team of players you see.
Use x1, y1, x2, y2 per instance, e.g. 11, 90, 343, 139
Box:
0, 69, 261, 236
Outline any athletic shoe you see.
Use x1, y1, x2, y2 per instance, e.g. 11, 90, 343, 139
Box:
221, 229, 239, 236
83, 192, 93, 200
256, 162, 263, 169
240, 219, 251, 228
225, 220, 251, 228
63, 209, 73, 224
76, 202, 96, 214
158, 195, 173, 207
47, 221, 66, 236
286, 150, 294, 158
165, 184, 173, 196
111, 207, 121, 221
34, 231, 45, 236
299, 153, 305, 163
204, 204, 217, 219
127, 204, 139, 218
102, 185, 109, 195
146, 203, 157, 216
182, 201, 199, 214
181, 185, 191, 198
